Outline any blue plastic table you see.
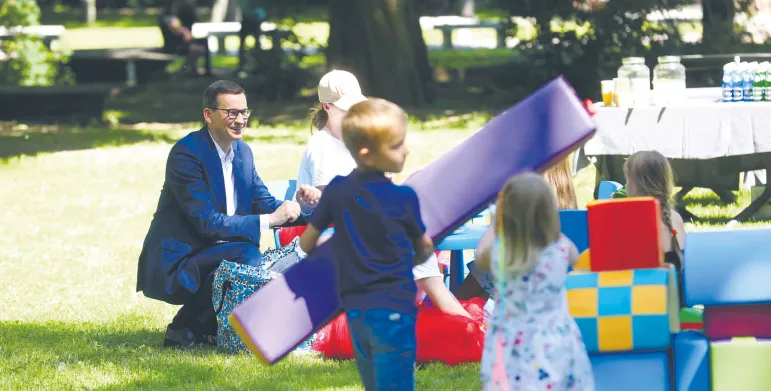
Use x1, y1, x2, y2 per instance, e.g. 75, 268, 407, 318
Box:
319, 223, 488, 290
436, 224, 488, 290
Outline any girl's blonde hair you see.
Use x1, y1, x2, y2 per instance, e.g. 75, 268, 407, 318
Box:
496, 173, 561, 275
623, 151, 676, 236
542, 157, 578, 210
307, 103, 328, 132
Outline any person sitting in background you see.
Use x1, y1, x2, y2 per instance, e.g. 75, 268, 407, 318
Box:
238, 0, 267, 73
455, 156, 580, 301
543, 157, 579, 210
158, 13, 212, 76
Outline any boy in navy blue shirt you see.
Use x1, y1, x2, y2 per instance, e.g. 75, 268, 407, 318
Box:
300, 98, 434, 391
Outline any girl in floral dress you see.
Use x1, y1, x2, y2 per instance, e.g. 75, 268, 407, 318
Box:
476, 173, 594, 391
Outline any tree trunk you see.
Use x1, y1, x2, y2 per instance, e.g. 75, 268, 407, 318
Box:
210, 0, 239, 22
461, 0, 475, 18
83, 0, 96, 25
701, 0, 736, 52
326, 0, 435, 107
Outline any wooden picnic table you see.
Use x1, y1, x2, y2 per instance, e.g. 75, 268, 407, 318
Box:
0, 84, 116, 124
680, 53, 771, 71
68, 48, 177, 86
191, 21, 291, 54
0, 25, 65, 49
433, 20, 508, 49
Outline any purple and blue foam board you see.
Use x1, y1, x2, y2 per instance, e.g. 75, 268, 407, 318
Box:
230, 76, 597, 364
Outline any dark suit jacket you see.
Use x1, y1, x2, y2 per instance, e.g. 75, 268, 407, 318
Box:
136, 127, 298, 304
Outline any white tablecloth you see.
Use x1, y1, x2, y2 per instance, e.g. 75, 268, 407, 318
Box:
584, 88, 771, 160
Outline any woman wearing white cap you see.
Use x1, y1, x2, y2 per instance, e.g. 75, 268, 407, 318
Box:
289, 69, 471, 318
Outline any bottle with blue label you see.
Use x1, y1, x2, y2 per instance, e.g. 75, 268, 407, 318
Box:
743, 62, 755, 102
722, 63, 734, 102
732, 63, 744, 102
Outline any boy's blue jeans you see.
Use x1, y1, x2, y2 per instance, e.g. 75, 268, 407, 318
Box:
346, 308, 416, 391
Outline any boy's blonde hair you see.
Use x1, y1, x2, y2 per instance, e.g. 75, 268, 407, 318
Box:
624, 150, 675, 234
341, 98, 407, 155
542, 157, 578, 210
496, 173, 561, 275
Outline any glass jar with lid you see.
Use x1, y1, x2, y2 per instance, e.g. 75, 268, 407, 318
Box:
653, 56, 687, 105
617, 57, 651, 106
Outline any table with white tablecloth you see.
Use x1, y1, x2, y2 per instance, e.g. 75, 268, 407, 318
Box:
581, 88, 771, 221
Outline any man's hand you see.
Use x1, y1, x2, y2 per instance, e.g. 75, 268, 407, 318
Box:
296, 184, 322, 208
269, 201, 301, 227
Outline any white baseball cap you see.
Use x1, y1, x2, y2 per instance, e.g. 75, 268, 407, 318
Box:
317, 70, 367, 111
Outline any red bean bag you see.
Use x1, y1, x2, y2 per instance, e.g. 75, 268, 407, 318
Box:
277, 225, 310, 247
312, 297, 488, 365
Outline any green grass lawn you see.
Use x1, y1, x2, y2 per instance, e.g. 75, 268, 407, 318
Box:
0, 120, 768, 389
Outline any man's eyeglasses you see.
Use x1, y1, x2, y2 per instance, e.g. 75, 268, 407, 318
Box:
212, 108, 252, 119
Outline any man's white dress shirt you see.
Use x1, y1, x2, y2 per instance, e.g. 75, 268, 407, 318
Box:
210, 133, 271, 231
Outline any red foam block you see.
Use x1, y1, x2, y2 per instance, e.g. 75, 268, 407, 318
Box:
705, 303, 771, 339
587, 197, 663, 272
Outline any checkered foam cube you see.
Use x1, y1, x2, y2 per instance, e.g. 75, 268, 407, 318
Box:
566, 267, 679, 353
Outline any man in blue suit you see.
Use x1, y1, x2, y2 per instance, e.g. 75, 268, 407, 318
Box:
137, 80, 305, 348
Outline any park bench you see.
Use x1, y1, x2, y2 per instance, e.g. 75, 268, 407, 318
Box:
680, 53, 771, 86
419, 16, 508, 50
0, 84, 115, 124
434, 20, 507, 49
190, 21, 291, 54
0, 25, 65, 50
68, 48, 177, 86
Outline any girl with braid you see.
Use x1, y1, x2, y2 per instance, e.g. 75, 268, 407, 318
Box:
623, 151, 686, 271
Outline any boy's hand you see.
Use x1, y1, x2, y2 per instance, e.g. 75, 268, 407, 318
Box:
297, 184, 322, 208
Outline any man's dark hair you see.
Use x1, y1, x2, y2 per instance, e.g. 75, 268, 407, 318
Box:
202, 80, 245, 110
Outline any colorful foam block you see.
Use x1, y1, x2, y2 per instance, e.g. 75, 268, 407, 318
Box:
587, 198, 662, 272
704, 303, 771, 339
711, 337, 771, 391
590, 351, 671, 391
229, 76, 598, 364
674, 331, 711, 391
559, 209, 589, 253
683, 229, 771, 307
574, 249, 591, 271
566, 267, 677, 353
680, 307, 704, 331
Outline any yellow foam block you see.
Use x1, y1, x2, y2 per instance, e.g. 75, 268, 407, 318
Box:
574, 249, 591, 270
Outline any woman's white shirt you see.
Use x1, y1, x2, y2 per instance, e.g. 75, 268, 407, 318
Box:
296, 128, 356, 190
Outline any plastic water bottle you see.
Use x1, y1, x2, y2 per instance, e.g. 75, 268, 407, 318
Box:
732, 63, 744, 102
743, 62, 755, 102
753, 62, 765, 102
722, 63, 734, 102
762, 62, 771, 102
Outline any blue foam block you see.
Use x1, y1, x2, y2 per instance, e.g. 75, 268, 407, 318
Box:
559, 210, 589, 252
683, 229, 771, 307
673, 331, 711, 391
598, 181, 623, 200
591, 351, 671, 391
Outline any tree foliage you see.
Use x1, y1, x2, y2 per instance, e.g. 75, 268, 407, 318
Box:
492, 0, 691, 97
0, 0, 69, 86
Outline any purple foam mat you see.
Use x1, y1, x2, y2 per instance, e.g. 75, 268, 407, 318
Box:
404, 77, 595, 241
230, 76, 597, 364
